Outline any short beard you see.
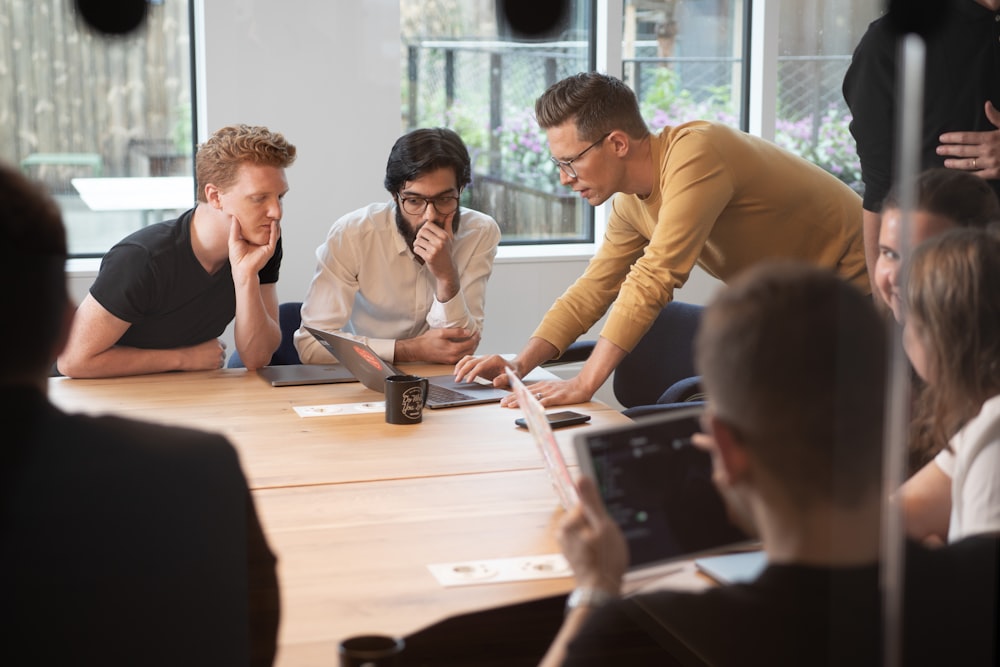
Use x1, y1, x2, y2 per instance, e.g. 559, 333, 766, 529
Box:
395, 205, 461, 263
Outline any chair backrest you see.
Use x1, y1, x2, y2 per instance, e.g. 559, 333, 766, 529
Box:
613, 301, 705, 409
227, 301, 302, 368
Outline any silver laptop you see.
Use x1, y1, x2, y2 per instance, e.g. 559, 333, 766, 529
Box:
256, 364, 357, 387
303, 326, 511, 409
573, 406, 755, 579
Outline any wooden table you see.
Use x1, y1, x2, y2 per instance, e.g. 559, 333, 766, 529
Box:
48, 366, 632, 666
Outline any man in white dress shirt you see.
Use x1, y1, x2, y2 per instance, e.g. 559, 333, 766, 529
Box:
294, 128, 501, 365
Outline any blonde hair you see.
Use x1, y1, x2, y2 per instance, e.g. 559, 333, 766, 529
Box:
195, 125, 297, 202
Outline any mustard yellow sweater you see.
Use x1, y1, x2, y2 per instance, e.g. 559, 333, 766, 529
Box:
533, 121, 867, 354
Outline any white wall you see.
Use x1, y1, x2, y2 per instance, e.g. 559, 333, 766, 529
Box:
200, 0, 400, 308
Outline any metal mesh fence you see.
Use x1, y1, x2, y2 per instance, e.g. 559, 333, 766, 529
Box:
405, 41, 591, 242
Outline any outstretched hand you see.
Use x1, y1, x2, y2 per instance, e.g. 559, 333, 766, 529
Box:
499, 376, 593, 409
454, 353, 514, 386
937, 100, 1000, 179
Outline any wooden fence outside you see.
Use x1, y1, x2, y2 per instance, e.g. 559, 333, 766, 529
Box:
0, 0, 193, 188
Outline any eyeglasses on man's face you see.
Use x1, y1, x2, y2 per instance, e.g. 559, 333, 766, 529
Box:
397, 194, 460, 216
549, 132, 611, 180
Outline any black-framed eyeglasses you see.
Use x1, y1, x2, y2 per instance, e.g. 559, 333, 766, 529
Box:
397, 195, 461, 216
549, 132, 611, 179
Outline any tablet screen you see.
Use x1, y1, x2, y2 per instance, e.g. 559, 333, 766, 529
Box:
575, 408, 749, 570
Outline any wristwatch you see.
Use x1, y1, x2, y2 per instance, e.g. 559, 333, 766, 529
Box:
565, 587, 617, 614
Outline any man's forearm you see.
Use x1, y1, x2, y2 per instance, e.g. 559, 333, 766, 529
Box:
574, 337, 628, 397
58, 345, 189, 378
433, 268, 461, 303
233, 280, 280, 370
513, 337, 561, 377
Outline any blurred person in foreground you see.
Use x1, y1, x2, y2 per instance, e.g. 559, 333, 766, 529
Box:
0, 161, 279, 665
540, 262, 998, 666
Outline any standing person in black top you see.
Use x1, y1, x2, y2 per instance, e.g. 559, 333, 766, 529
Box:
843, 0, 1000, 305
58, 124, 296, 377
540, 262, 999, 666
0, 160, 281, 664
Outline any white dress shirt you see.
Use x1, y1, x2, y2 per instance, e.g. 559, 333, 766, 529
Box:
294, 201, 500, 364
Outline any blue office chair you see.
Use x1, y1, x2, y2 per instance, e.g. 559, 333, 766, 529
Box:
614, 301, 706, 412
543, 301, 706, 418
227, 301, 303, 368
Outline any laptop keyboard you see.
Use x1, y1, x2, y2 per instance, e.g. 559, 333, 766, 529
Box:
427, 383, 472, 404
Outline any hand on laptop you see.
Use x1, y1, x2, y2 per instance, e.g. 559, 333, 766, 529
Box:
394, 327, 479, 364
557, 476, 628, 595
454, 354, 514, 387
499, 377, 590, 409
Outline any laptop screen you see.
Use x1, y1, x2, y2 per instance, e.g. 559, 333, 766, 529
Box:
575, 408, 750, 571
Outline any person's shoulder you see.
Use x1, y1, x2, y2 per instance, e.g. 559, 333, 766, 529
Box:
103, 213, 188, 263
661, 120, 740, 152
327, 201, 394, 238
660, 120, 713, 140
952, 393, 1000, 448
456, 208, 501, 240
81, 412, 239, 467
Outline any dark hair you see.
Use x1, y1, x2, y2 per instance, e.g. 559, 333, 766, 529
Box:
906, 227, 1000, 450
383, 128, 472, 195
0, 162, 68, 379
882, 168, 1000, 225
195, 124, 297, 203
695, 262, 886, 507
534, 72, 649, 141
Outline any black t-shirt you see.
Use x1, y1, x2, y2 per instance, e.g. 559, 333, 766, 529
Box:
843, 0, 1000, 211
89, 208, 282, 349
563, 538, 999, 666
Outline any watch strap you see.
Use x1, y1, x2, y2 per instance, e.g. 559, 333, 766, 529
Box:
566, 586, 617, 613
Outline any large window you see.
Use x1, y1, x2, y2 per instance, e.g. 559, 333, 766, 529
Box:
623, 0, 744, 130
401, 1, 594, 245
775, 1, 879, 192
0, 0, 196, 258
621, 0, 880, 194
402, 1, 881, 248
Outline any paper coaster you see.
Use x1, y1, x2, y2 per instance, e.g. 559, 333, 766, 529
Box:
294, 401, 385, 417
427, 553, 571, 587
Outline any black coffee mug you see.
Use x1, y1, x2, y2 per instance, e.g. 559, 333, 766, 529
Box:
384, 374, 428, 425
339, 634, 404, 667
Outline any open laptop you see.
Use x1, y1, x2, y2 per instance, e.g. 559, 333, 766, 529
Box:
573, 406, 755, 580
256, 364, 357, 387
303, 326, 511, 409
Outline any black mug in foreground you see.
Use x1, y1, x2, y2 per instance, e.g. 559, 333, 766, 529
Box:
384, 374, 429, 425
339, 634, 404, 667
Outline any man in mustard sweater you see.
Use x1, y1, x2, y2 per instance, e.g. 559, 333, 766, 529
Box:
456, 72, 867, 408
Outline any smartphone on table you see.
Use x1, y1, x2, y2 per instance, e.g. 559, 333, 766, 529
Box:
515, 410, 591, 430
